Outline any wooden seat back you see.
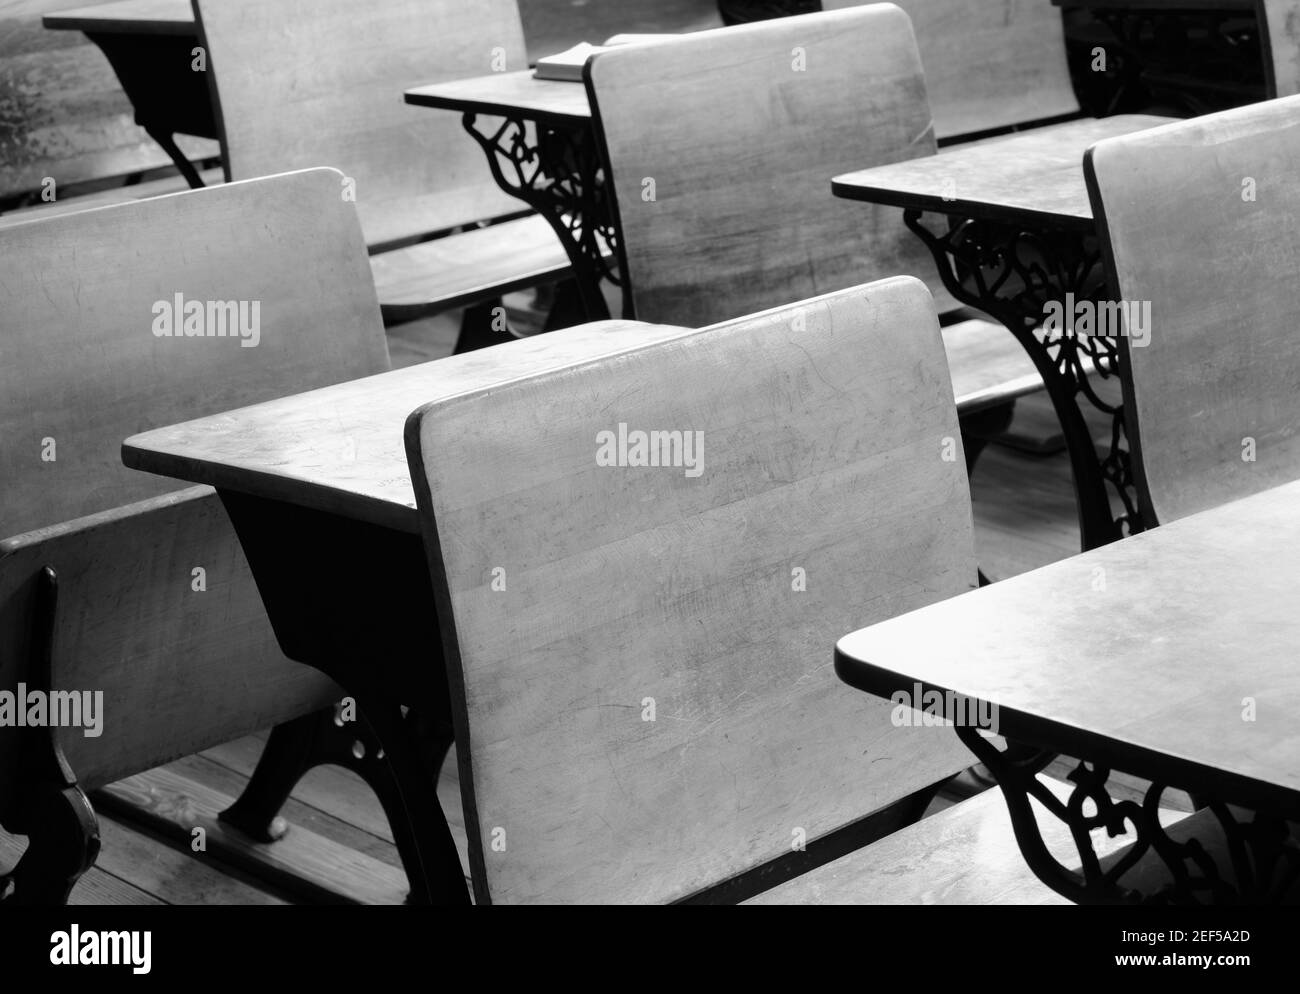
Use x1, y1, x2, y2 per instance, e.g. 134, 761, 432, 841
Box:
585, 5, 952, 328
406, 277, 977, 904
0, 1, 204, 202
824, 0, 1080, 141
1085, 94, 1300, 524
0, 168, 389, 818
0, 167, 389, 535
193, 0, 528, 249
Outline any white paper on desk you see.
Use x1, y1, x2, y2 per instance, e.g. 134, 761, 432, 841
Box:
533, 34, 679, 82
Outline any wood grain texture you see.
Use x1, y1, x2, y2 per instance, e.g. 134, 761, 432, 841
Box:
1085, 96, 1300, 524
1, 167, 388, 534
587, 6, 955, 327
836, 478, 1300, 814
101, 766, 407, 903
0, 164, 222, 225
945, 319, 1051, 414
195, 0, 529, 248
0, 169, 386, 821
368, 213, 576, 319
823, 0, 1079, 140
0, 0, 211, 197
0, 490, 341, 815
833, 114, 1171, 228
408, 278, 977, 904
87, 803, 287, 905
124, 319, 692, 533
1, 821, 164, 903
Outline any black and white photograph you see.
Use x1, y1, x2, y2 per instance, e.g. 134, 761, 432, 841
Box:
0, 0, 1292, 973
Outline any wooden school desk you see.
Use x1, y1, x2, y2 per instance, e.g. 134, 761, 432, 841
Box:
404, 73, 620, 323
120, 320, 692, 904
43, 0, 214, 188
835, 477, 1300, 904
833, 114, 1174, 553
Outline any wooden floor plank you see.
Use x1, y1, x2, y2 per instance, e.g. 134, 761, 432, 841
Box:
198, 735, 471, 874
1, 827, 162, 906
97, 767, 409, 905
170, 751, 403, 867
91, 812, 288, 906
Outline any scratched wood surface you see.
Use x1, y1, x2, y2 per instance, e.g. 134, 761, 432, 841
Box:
409, 279, 977, 904
587, 6, 956, 327
195, 0, 530, 249
824, 0, 1079, 140
837, 478, 1300, 814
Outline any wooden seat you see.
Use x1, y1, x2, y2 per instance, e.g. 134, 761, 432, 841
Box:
368, 215, 572, 321
747, 777, 1193, 905
0, 168, 390, 902
0, 167, 225, 227
823, 0, 1081, 142
0, 3, 216, 209
947, 320, 1046, 415
194, 0, 573, 325
1085, 93, 1300, 525
405, 278, 978, 903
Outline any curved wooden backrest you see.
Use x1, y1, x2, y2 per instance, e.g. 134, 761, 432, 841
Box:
824, 0, 1079, 140
1085, 94, 1300, 525
1260, 0, 1300, 97
194, 0, 528, 248
0, 490, 339, 820
586, 5, 952, 328
0, 168, 384, 819
0, 167, 389, 538
407, 277, 977, 904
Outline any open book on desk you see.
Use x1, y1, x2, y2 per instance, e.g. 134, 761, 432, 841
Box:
533, 34, 678, 82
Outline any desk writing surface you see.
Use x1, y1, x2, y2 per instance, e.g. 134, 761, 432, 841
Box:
832, 115, 1172, 228
405, 70, 591, 124
123, 321, 689, 533
44, 0, 195, 36
835, 479, 1300, 812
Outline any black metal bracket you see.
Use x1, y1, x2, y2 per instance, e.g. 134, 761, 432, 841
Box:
461, 112, 625, 321
85, 31, 217, 189
219, 700, 455, 905
955, 724, 1300, 904
0, 567, 101, 905
216, 492, 469, 906
905, 209, 1141, 550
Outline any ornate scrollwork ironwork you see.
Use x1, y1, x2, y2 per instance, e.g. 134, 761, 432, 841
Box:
955, 724, 1300, 905
462, 112, 625, 320
905, 209, 1142, 548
